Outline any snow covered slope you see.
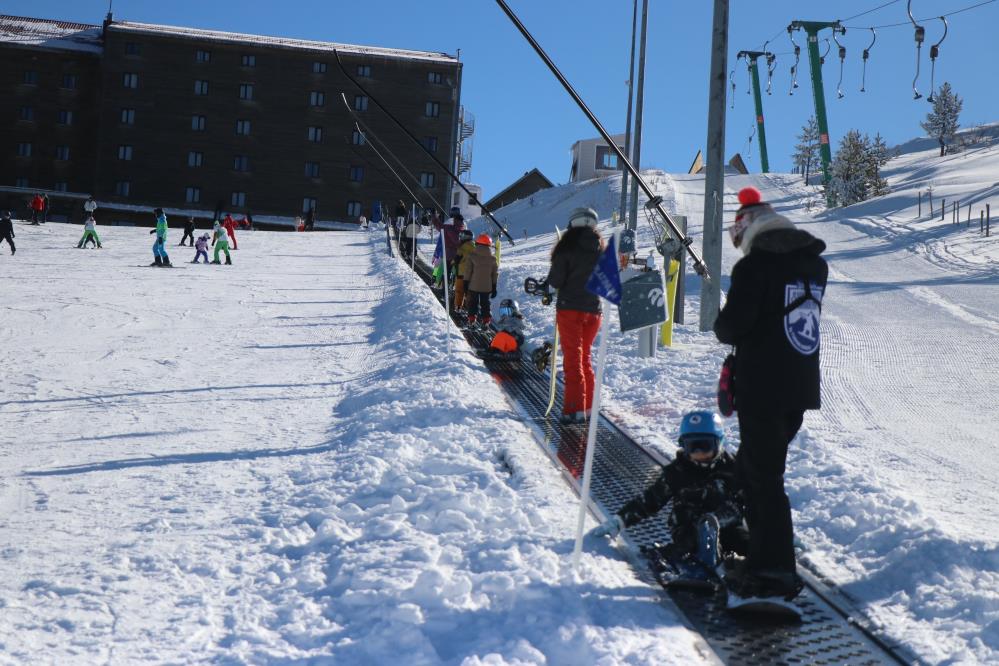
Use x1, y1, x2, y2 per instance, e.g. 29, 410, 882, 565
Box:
0, 223, 707, 663
482, 133, 999, 663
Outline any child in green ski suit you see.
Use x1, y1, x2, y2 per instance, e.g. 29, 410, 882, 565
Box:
77, 215, 102, 248
211, 220, 232, 265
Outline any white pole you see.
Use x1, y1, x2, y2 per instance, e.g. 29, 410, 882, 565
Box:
441, 230, 451, 358
572, 242, 617, 569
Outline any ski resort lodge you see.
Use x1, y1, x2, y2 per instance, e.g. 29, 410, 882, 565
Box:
0, 14, 462, 226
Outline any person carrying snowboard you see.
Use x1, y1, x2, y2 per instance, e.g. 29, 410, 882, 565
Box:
180, 216, 196, 246
77, 215, 102, 248
149, 208, 171, 266
545, 207, 602, 425
211, 220, 232, 265
464, 233, 498, 329
712, 186, 828, 603
192, 233, 211, 264
591, 411, 747, 577
0, 210, 15, 255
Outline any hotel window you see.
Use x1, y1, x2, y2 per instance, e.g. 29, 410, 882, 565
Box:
351, 130, 366, 145
241, 54, 256, 67
188, 151, 204, 167
312, 61, 327, 74
347, 201, 362, 217
349, 165, 364, 182
422, 136, 438, 153
58, 110, 74, 125
307, 126, 323, 143
121, 108, 135, 125
186, 187, 201, 203
23, 70, 38, 85
239, 84, 254, 100
118, 145, 133, 161
194, 80, 209, 95
425, 101, 440, 118
231, 192, 246, 207
54, 181, 68, 192
15, 178, 29, 188
420, 172, 436, 188
19, 106, 34, 121
16, 143, 32, 157
55, 145, 71, 161
233, 155, 250, 171
196, 49, 211, 63
304, 162, 320, 178
123, 73, 138, 89
235, 119, 251, 135
309, 91, 326, 107
61, 73, 78, 89
354, 95, 368, 111
115, 181, 131, 196
302, 197, 318, 213
357, 65, 371, 77
192, 115, 206, 131
427, 71, 443, 84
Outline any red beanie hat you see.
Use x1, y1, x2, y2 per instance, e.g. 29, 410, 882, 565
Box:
737, 186, 762, 208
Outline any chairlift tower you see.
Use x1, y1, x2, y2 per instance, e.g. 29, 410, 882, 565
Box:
735, 50, 771, 172
787, 20, 843, 204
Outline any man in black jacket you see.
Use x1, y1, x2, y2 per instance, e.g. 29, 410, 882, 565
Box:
0, 210, 15, 254
713, 186, 827, 601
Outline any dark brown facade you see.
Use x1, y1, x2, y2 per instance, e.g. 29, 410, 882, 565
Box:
1, 15, 461, 225
483, 168, 554, 212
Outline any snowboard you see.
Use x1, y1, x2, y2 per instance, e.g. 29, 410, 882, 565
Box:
642, 544, 720, 591
726, 592, 803, 620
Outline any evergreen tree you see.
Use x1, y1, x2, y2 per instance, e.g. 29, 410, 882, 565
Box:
920, 82, 963, 157
791, 116, 821, 184
867, 133, 891, 197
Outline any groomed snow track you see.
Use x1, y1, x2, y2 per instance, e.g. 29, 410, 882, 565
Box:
400, 237, 918, 666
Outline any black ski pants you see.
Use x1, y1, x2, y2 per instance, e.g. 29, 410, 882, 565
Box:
1, 232, 14, 253
466, 291, 492, 321
735, 408, 804, 575
180, 230, 195, 246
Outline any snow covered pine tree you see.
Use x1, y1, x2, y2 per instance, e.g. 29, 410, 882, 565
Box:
921, 82, 963, 157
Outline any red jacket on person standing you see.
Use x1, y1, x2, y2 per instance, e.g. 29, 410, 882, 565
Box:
223, 214, 239, 249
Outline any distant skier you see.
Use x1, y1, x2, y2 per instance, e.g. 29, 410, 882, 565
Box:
713, 186, 828, 603
77, 215, 102, 248
30, 194, 44, 225
83, 195, 98, 221
464, 234, 498, 329
394, 201, 407, 234
192, 233, 210, 264
211, 220, 232, 265
433, 210, 465, 280
149, 208, 171, 266
179, 216, 196, 246
400, 216, 421, 260
0, 210, 15, 255
222, 213, 239, 250
303, 208, 315, 232
359, 215, 368, 230
591, 411, 747, 575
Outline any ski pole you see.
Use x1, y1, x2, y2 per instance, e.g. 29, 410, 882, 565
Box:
493, 0, 709, 280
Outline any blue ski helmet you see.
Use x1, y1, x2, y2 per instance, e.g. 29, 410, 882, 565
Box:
678, 411, 724, 466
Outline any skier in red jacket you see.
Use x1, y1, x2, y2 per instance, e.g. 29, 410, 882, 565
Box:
222, 213, 239, 250
30, 194, 44, 225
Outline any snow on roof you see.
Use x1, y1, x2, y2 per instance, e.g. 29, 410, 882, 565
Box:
108, 20, 458, 65
0, 15, 103, 54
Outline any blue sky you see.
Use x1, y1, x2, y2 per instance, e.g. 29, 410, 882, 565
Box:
12, 0, 998, 199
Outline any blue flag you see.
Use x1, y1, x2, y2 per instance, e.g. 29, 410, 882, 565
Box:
585, 234, 622, 305
431, 231, 444, 268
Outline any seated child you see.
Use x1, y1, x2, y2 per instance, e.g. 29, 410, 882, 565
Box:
590, 411, 747, 573
489, 299, 525, 354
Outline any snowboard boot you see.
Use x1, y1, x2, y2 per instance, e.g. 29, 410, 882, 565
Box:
161, 256, 172, 267
225, 256, 232, 265
151, 256, 163, 267
482, 316, 493, 329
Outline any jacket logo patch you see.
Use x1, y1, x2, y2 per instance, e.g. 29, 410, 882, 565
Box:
784, 281, 823, 355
